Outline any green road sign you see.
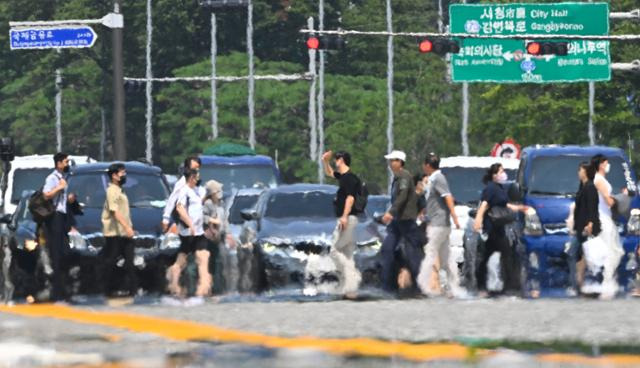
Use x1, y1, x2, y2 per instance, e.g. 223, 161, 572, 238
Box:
449, 2, 611, 83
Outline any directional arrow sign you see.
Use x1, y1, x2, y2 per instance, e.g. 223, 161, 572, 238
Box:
10, 26, 97, 50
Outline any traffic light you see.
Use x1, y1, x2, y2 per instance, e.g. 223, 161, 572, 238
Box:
418, 39, 460, 55
526, 42, 568, 56
124, 80, 145, 93
0, 137, 14, 162
305, 35, 345, 50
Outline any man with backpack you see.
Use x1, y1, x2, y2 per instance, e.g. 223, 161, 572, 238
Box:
380, 150, 425, 294
42, 152, 71, 301
322, 150, 363, 298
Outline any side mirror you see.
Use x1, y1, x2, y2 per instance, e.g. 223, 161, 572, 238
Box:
0, 213, 12, 224
372, 211, 385, 225
241, 209, 260, 221
508, 182, 522, 202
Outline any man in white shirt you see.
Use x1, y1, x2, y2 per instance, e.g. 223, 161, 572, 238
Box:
166, 168, 211, 297
42, 152, 71, 301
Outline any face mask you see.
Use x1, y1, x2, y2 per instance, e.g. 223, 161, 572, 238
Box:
63, 165, 70, 173
604, 163, 611, 174
496, 171, 508, 184
119, 175, 127, 186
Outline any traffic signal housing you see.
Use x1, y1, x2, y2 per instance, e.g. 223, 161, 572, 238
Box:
526, 41, 568, 56
306, 35, 346, 50
418, 38, 460, 55
124, 80, 146, 93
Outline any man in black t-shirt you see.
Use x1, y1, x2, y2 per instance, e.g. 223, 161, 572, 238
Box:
322, 150, 362, 298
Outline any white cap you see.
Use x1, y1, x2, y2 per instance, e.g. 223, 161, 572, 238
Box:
384, 150, 406, 162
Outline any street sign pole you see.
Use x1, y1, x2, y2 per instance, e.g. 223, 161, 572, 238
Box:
10, 11, 124, 158
112, 0, 126, 161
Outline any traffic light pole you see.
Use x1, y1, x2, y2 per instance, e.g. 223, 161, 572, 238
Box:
386, 0, 394, 191
112, 0, 126, 161
145, 0, 154, 163
317, 0, 325, 184
307, 17, 318, 162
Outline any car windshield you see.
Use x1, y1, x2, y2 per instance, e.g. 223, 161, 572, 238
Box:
200, 165, 277, 192
11, 168, 51, 204
229, 194, 260, 224
264, 191, 334, 219
69, 172, 169, 208
441, 167, 517, 205
365, 196, 390, 217
528, 156, 629, 196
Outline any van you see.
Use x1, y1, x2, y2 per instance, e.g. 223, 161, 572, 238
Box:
517, 145, 639, 293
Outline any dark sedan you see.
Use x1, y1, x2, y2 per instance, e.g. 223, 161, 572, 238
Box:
66, 161, 180, 294
240, 184, 383, 292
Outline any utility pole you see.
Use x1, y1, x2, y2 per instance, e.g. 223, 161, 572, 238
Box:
112, 0, 126, 161
211, 13, 218, 139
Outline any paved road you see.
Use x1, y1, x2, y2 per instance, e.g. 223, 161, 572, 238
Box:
2, 295, 640, 367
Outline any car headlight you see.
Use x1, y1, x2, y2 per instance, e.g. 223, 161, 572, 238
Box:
524, 207, 543, 236
261, 242, 277, 253
68, 232, 88, 250
627, 209, 640, 235
24, 239, 38, 252
358, 238, 382, 250
159, 233, 181, 250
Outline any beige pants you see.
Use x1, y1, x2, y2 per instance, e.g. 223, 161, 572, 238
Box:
417, 226, 462, 296
330, 215, 361, 294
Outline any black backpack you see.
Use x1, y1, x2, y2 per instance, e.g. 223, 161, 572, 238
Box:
353, 177, 369, 214
28, 189, 55, 224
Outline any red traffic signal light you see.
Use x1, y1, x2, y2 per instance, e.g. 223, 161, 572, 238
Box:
418, 39, 460, 55
305, 35, 345, 50
419, 39, 433, 53
306, 37, 320, 50
526, 42, 541, 55
526, 41, 568, 56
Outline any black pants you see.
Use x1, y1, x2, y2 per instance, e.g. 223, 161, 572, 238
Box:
380, 220, 425, 292
98, 237, 137, 296
477, 229, 520, 293
43, 212, 70, 301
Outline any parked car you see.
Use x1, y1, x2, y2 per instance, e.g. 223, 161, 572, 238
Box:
199, 155, 281, 194
66, 161, 180, 294
240, 184, 383, 292
0, 191, 46, 302
517, 145, 640, 295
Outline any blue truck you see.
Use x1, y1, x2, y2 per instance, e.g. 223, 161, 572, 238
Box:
517, 145, 639, 294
